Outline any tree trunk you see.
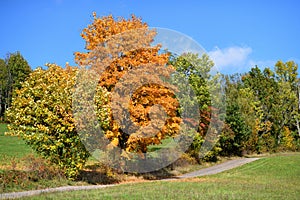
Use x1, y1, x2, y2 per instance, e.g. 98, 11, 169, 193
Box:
296, 118, 300, 137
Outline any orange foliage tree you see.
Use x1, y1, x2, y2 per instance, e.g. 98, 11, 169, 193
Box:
75, 13, 183, 154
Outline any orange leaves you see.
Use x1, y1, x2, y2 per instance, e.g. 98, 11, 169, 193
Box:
129, 84, 179, 125
75, 13, 148, 64
97, 47, 170, 91
76, 13, 183, 155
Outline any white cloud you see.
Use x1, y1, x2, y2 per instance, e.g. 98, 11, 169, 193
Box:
208, 46, 252, 73
208, 45, 300, 74
208, 46, 278, 74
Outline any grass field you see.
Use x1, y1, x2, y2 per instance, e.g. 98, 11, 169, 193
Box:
0, 123, 33, 160
0, 123, 7, 135
20, 153, 300, 200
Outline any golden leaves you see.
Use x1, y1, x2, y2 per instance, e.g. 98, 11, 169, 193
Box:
6, 63, 90, 178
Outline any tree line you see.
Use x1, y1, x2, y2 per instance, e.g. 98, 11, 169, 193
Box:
221, 61, 300, 156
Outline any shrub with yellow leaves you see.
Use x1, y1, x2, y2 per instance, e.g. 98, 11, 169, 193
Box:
6, 64, 90, 179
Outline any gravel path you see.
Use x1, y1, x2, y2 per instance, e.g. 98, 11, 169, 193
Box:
177, 157, 260, 178
0, 185, 116, 199
0, 157, 260, 199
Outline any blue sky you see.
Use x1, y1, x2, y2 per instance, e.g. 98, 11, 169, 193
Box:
1, 0, 299, 74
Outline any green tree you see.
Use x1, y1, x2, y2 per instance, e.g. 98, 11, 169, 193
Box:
274, 60, 298, 148
242, 66, 277, 152
221, 74, 250, 155
0, 58, 7, 118
0, 52, 31, 118
170, 53, 213, 110
169, 53, 223, 161
241, 62, 299, 152
6, 52, 32, 90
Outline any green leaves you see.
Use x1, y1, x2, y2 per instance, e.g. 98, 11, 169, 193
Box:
0, 52, 31, 118
224, 61, 299, 154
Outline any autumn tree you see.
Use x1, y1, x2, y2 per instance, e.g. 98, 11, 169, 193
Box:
6, 64, 90, 178
74, 13, 187, 160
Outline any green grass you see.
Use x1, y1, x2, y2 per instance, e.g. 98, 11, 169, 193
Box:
0, 123, 34, 160
0, 123, 8, 136
20, 153, 300, 200
147, 137, 174, 152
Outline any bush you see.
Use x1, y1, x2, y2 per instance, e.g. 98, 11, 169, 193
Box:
0, 154, 66, 193
6, 64, 90, 179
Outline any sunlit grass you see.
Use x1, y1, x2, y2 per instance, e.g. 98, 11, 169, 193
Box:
0, 123, 34, 161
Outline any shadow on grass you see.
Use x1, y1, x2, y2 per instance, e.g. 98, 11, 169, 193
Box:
79, 162, 178, 185
125, 154, 201, 180
77, 170, 120, 185
135, 168, 178, 180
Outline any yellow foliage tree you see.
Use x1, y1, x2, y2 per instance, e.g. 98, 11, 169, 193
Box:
6, 64, 90, 178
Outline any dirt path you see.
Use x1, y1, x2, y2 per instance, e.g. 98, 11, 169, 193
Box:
0, 157, 260, 199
